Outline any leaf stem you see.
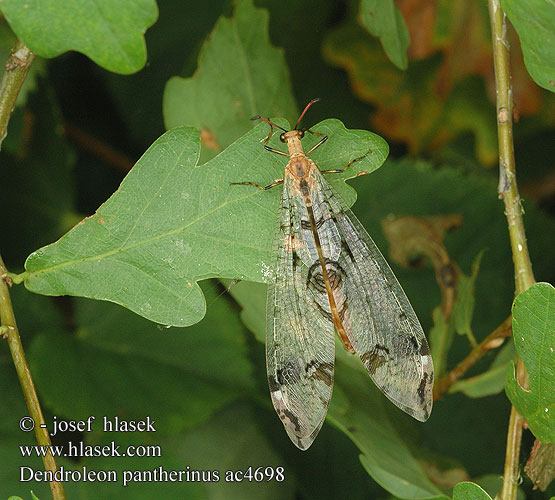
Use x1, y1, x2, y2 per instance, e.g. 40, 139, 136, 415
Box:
433, 315, 512, 400
1, 270, 68, 500
487, 1, 536, 499
0, 39, 35, 150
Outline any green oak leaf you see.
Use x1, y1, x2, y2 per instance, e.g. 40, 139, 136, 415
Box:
452, 481, 492, 500
18, 120, 388, 326
359, 0, 410, 70
500, 0, 555, 93
506, 282, 555, 443
163, 0, 297, 158
0, 0, 158, 74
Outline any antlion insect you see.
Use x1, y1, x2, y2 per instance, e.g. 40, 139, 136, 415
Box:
232, 99, 434, 450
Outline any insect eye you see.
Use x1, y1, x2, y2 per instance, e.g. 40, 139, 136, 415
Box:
279, 133, 286, 142
299, 130, 305, 138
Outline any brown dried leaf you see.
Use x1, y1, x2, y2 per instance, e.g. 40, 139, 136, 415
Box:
325, 1, 550, 163
382, 214, 462, 317
525, 440, 555, 491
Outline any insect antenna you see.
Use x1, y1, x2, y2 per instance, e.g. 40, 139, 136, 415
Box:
251, 115, 287, 132
295, 98, 320, 130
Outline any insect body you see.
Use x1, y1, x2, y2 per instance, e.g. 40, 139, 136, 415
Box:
234, 100, 433, 450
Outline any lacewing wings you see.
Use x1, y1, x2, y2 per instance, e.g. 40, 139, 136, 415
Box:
233, 100, 434, 450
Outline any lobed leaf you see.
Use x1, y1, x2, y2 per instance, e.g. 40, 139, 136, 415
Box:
163, 0, 297, 158
0, 0, 158, 74
506, 282, 555, 443
20, 120, 388, 326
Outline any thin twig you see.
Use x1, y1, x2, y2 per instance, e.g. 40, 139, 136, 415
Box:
433, 315, 512, 400
0, 39, 35, 150
0, 256, 67, 500
64, 122, 135, 171
487, 1, 536, 499
0, 37, 66, 500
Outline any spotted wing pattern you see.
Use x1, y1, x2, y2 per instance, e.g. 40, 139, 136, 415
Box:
309, 165, 434, 421
266, 160, 433, 450
266, 173, 337, 450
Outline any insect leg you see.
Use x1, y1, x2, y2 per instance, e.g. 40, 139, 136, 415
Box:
230, 179, 284, 191
305, 132, 328, 155
320, 150, 372, 176
264, 146, 289, 157
251, 115, 289, 156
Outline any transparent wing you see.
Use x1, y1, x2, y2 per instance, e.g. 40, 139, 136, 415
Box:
266, 174, 336, 450
310, 166, 434, 421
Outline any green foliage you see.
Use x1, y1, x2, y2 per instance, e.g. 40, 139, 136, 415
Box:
359, 0, 410, 70
429, 306, 453, 378
0, 82, 78, 265
430, 250, 486, 378
452, 482, 492, 500
7, 495, 40, 500
20, 120, 386, 326
506, 282, 555, 443
323, 24, 500, 165
450, 340, 516, 398
500, 0, 555, 93
229, 158, 555, 496
163, 0, 297, 160
0, 0, 158, 74
1, 0, 555, 498
453, 250, 485, 344
28, 283, 256, 432
334, 369, 447, 499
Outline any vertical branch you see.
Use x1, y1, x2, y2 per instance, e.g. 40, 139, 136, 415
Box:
0, 39, 35, 150
487, 1, 536, 499
487, 0, 535, 294
0, 257, 67, 500
0, 39, 66, 499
